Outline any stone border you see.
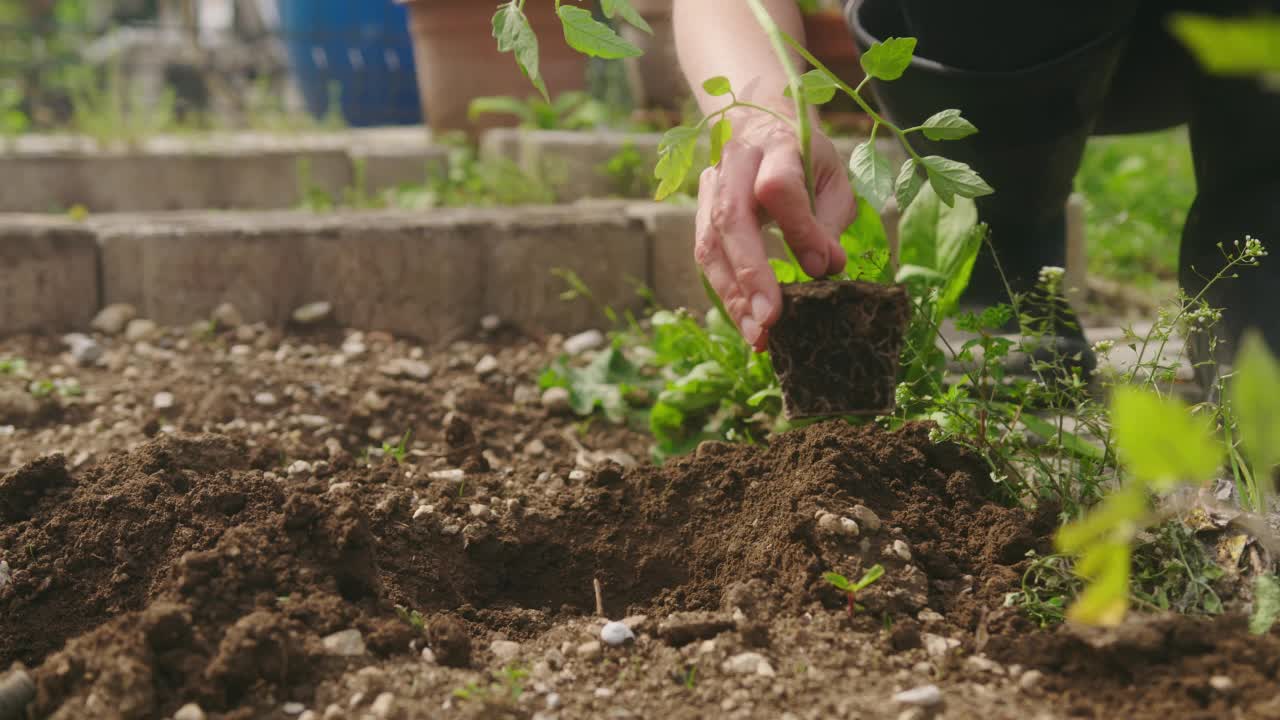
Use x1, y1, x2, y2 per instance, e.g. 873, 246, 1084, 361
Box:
0, 194, 1087, 339
0, 128, 447, 213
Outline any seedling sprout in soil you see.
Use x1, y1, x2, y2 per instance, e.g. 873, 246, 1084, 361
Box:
823, 564, 885, 620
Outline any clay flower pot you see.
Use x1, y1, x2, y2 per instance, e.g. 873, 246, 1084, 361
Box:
767, 281, 911, 418
398, 0, 588, 134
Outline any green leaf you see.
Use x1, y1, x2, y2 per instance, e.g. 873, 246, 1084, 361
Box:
1066, 540, 1131, 626
1170, 14, 1280, 76
839, 197, 894, 283
859, 37, 917, 82
557, 5, 643, 59
921, 155, 994, 206
1111, 386, 1220, 491
709, 118, 732, 167
852, 564, 885, 592
702, 76, 732, 97
1250, 574, 1280, 635
849, 140, 893, 213
493, 3, 548, 100
894, 159, 924, 213
1056, 483, 1148, 555
550, 347, 656, 423
784, 69, 838, 105
1230, 331, 1280, 507
654, 125, 700, 201
897, 181, 981, 317
823, 571, 853, 591
601, 0, 653, 34
920, 108, 979, 141
1020, 414, 1106, 463
467, 95, 535, 124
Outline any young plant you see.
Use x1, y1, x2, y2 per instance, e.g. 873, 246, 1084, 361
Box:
468, 91, 612, 130
382, 429, 412, 465
823, 564, 885, 620
395, 604, 427, 633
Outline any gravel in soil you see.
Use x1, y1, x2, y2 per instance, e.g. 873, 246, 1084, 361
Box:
2, 316, 1278, 719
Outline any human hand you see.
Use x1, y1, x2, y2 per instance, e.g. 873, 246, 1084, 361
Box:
695, 114, 854, 351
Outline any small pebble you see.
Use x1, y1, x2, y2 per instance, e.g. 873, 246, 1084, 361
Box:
564, 329, 606, 355
840, 517, 860, 537
153, 392, 176, 411
0, 560, 10, 591
475, 354, 500, 376
91, 303, 137, 335
893, 684, 943, 708
429, 469, 465, 482
546, 693, 562, 710
594, 687, 615, 699
369, 692, 395, 718
1210, 675, 1234, 692
816, 512, 842, 535
469, 504, 491, 519
421, 647, 437, 664
124, 318, 159, 342
851, 504, 882, 532
254, 392, 278, 407
298, 713, 318, 720
292, 301, 333, 325
413, 505, 434, 520
63, 333, 102, 366
568, 469, 588, 482
601, 621, 635, 647
173, 704, 206, 720
541, 387, 572, 414
922, 633, 959, 658
721, 652, 775, 677
321, 629, 366, 656
282, 702, 306, 715
893, 539, 913, 562
576, 640, 603, 659
480, 314, 502, 331
1020, 669, 1045, 692
491, 640, 521, 661
211, 302, 243, 328
288, 460, 312, 477
965, 655, 1003, 675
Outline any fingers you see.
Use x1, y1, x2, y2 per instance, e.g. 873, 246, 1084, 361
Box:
757, 136, 849, 278
696, 159, 778, 351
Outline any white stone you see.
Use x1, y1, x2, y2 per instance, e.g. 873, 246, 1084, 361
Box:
601, 621, 635, 647
568, 469, 588, 482
91, 303, 137, 335
470, 504, 491, 519
0, 560, 10, 591
491, 640, 521, 661
282, 702, 306, 715
475, 354, 500, 376
546, 693, 562, 710
1020, 669, 1045, 692
173, 703, 207, 720
481, 314, 502, 331
893, 684, 943, 708
211, 302, 243, 329
840, 517, 860, 537
721, 652, 775, 677
893, 539, 913, 562
125, 318, 159, 342
288, 460, 312, 477
851, 505, 882, 532
922, 634, 960, 658
298, 414, 329, 428
369, 692, 395, 718
816, 512, 841, 535
564, 329, 606, 355
1210, 675, 1234, 692
594, 687, 615, 699
321, 629, 366, 656
379, 358, 432, 380
292, 301, 333, 325
254, 392, 279, 407
63, 333, 102, 366
429, 469, 465, 482
965, 655, 1003, 675
576, 640, 603, 659
541, 386, 572, 414
153, 392, 176, 410
421, 647, 437, 664
413, 505, 434, 520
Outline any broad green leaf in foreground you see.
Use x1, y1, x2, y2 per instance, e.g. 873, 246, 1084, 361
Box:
1110, 386, 1220, 491
921, 155, 994, 205
921, 108, 979, 141
784, 69, 838, 105
558, 5, 643, 59
1230, 331, 1280, 509
1251, 574, 1280, 635
894, 159, 924, 213
860, 37, 917, 81
493, 3, 547, 100
601, 0, 653, 34
1066, 540, 1131, 626
849, 140, 893, 213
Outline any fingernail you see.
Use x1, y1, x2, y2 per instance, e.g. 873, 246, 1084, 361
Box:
740, 317, 762, 345
801, 251, 824, 276
750, 293, 771, 324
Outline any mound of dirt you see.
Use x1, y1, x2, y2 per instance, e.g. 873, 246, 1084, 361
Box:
1, 421, 1048, 717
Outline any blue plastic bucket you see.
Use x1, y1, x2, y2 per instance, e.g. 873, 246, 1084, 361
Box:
275, 0, 423, 127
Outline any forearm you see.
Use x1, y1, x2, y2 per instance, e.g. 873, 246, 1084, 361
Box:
673, 0, 808, 120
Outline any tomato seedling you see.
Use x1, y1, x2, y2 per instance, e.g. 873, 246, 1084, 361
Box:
823, 564, 885, 620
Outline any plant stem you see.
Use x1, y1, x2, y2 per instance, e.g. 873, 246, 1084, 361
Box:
744, 0, 816, 210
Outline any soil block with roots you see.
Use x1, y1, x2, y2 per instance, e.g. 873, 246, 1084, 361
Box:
767, 281, 911, 418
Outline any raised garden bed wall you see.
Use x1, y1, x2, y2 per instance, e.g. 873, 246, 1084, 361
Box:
0, 128, 447, 213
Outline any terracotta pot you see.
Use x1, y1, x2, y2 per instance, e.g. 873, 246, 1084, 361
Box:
399, 0, 588, 134
801, 9, 864, 114
622, 0, 690, 110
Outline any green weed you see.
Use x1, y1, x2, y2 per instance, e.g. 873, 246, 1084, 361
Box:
823, 565, 885, 620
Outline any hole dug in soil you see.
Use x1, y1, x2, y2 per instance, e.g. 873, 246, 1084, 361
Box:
2, 420, 1279, 718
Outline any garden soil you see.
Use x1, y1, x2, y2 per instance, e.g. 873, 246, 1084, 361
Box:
2, 323, 1278, 720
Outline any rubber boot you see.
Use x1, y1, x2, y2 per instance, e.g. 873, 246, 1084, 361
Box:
848, 0, 1134, 378
1181, 68, 1280, 399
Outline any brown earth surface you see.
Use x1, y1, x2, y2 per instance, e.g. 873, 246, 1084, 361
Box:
2, 318, 1278, 720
